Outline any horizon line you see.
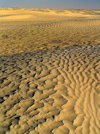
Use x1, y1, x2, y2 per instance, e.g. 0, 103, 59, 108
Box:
0, 7, 100, 10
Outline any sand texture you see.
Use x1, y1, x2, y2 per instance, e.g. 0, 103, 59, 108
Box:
0, 8, 100, 55
0, 8, 100, 134
0, 45, 100, 134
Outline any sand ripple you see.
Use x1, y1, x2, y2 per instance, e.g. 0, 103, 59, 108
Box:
0, 45, 100, 134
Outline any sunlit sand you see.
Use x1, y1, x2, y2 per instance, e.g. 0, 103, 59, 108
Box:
0, 8, 100, 134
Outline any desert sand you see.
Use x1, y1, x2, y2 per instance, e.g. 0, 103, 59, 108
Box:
0, 8, 100, 55
0, 8, 100, 134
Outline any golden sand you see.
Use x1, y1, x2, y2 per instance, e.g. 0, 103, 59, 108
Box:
0, 8, 100, 134
0, 8, 100, 55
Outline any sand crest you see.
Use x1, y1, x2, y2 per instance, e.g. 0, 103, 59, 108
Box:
0, 45, 100, 134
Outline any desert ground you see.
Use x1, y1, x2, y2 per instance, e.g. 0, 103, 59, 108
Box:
0, 8, 100, 55
0, 8, 100, 134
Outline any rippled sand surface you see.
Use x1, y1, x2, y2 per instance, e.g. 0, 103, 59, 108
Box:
0, 45, 100, 134
0, 8, 100, 55
0, 8, 100, 134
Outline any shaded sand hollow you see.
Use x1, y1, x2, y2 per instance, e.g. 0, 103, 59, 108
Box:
0, 45, 100, 134
0, 8, 100, 134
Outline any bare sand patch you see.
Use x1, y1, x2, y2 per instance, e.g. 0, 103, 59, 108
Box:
0, 8, 100, 55
0, 8, 100, 134
0, 45, 100, 134
0, 15, 33, 20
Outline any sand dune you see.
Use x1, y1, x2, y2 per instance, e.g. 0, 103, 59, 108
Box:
0, 45, 100, 134
0, 8, 100, 134
0, 8, 100, 55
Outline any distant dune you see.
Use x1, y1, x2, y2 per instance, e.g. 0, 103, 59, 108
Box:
0, 8, 100, 134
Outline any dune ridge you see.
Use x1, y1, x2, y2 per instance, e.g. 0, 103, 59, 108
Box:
0, 45, 100, 134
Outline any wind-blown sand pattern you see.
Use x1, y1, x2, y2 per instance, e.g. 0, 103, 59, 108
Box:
0, 45, 100, 134
0, 8, 100, 134
0, 8, 100, 55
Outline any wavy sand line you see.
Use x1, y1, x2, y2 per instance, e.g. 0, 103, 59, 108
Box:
0, 45, 100, 134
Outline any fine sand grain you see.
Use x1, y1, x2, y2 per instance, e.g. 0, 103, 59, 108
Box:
0, 45, 100, 134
